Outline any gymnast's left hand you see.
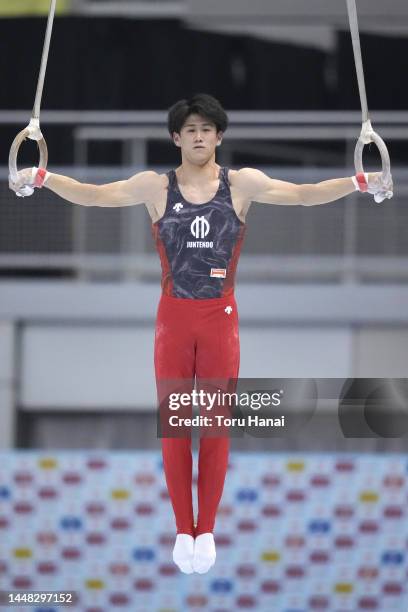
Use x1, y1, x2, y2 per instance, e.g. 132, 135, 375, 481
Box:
367, 171, 393, 203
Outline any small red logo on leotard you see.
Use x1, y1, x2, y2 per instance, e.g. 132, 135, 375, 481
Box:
211, 268, 226, 278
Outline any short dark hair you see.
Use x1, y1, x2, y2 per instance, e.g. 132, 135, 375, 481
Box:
167, 93, 228, 136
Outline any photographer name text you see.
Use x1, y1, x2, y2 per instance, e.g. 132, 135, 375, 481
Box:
168, 415, 285, 427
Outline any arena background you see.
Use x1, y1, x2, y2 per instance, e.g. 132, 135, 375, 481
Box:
0, 1, 407, 610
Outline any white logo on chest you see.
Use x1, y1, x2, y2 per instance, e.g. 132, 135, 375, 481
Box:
186, 215, 213, 248
225, 306, 233, 315
191, 215, 210, 239
173, 202, 183, 212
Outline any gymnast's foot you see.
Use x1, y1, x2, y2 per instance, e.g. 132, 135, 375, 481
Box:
192, 533, 216, 573
172, 533, 195, 574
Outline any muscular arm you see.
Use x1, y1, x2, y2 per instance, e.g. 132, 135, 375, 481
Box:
44, 170, 162, 207
231, 167, 356, 207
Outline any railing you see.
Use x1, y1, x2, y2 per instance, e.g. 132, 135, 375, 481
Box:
2, 110, 408, 166
72, 0, 184, 17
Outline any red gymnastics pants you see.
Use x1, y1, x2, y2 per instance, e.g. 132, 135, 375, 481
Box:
154, 293, 240, 537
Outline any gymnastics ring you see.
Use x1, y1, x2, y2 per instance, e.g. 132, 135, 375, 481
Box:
354, 118, 392, 185
8, 118, 48, 183
9, 0, 55, 195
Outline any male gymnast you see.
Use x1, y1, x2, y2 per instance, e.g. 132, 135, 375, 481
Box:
9, 93, 392, 574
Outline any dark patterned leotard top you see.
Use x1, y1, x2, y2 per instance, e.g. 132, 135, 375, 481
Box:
152, 167, 246, 299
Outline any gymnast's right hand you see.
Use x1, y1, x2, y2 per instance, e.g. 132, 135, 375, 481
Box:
9, 166, 49, 198
9, 167, 37, 197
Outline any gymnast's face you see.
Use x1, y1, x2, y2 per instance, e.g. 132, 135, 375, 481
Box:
173, 114, 223, 164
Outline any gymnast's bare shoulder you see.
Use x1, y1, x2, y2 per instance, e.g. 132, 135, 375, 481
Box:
93, 170, 168, 208
228, 167, 303, 206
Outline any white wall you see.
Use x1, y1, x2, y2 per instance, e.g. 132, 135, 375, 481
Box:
0, 322, 16, 447
354, 328, 408, 377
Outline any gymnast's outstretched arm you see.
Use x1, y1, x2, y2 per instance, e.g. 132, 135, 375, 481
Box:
231, 167, 392, 207
9, 167, 163, 208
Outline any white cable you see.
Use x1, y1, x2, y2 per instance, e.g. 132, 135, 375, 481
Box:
346, 0, 369, 124
33, 0, 57, 122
